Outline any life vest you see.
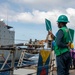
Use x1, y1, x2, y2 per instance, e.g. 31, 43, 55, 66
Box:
54, 26, 70, 56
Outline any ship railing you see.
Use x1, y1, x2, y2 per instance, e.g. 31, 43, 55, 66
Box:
0, 43, 45, 75
0, 47, 16, 75
0, 43, 55, 75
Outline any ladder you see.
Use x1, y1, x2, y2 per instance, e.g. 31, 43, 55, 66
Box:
17, 50, 26, 67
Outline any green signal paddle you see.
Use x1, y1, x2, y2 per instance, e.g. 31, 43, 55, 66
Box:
45, 19, 52, 31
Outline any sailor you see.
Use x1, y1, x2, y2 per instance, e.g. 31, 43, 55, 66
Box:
50, 15, 72, 75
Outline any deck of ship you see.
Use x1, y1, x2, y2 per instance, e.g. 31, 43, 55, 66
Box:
14, 68, 75, 75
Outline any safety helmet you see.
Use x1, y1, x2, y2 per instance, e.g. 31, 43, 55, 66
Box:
57, 15, 69, 23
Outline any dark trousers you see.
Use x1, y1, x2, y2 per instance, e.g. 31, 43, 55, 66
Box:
56, 52, 71, 75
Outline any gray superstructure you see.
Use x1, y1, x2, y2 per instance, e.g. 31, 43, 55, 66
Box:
0, 20, 15, 45
0, 20, 21, 61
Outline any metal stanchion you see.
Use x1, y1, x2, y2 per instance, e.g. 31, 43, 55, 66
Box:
10, 50, 15, 75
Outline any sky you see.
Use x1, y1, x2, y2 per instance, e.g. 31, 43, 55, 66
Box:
0, 0, 75, 45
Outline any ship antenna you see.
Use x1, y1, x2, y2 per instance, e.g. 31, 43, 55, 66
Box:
6, 7, 8, 25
